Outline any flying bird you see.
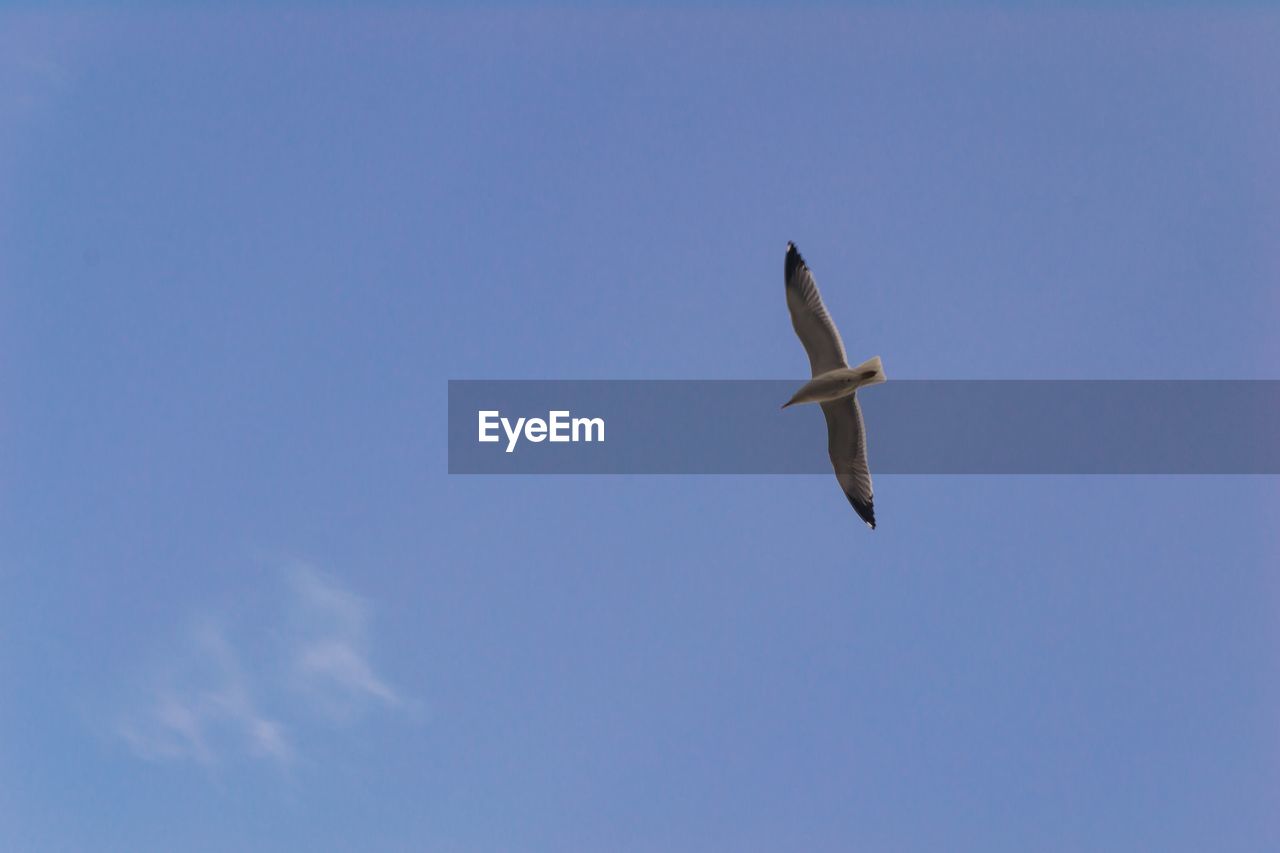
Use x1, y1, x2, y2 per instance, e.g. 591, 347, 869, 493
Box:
781, 242, 886, 528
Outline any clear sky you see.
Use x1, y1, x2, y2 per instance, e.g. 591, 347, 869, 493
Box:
2, 6, 1278, 852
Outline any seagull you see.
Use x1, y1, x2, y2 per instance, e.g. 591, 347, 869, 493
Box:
781, 242, 886, 529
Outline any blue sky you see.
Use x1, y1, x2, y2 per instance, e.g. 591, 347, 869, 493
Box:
2, 6, 1278, 851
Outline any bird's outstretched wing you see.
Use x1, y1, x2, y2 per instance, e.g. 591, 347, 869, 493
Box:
821, 396, 875, 529
785, 242, 848, 377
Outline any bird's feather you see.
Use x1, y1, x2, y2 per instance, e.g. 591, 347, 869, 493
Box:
821, 396, 876, 529
785, 243, 848, 377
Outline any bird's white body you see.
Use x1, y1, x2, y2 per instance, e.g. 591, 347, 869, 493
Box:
781, 358, 886, 409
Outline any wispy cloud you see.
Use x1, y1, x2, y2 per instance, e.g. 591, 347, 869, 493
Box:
118, 623, 291, 767
286, 565, 402, 719
117, 564, 404, 769
0, 12, 94, 139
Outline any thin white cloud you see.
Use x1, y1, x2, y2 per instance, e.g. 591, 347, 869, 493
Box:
117, 564, 404, 768
0, 12, 97, 145
286, 565, 402, 719
118, 623, 291, 767
297, 640, 399, 706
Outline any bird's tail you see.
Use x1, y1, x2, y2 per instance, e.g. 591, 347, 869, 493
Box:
853, 356, 887, 387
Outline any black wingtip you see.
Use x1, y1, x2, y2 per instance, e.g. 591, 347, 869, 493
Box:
848, 494, 876, 530
785, 241, 806, 282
